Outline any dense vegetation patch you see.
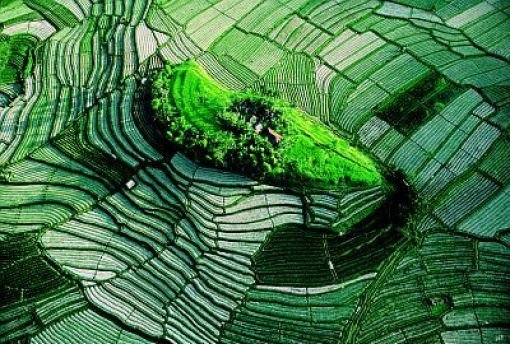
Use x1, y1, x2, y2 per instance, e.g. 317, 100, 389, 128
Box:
152, 61, 383, 190
0, 33, 36, 86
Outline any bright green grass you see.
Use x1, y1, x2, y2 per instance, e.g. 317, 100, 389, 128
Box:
276, 104, 382, 188
169, 62, 231, 132
155, 61, 383, 190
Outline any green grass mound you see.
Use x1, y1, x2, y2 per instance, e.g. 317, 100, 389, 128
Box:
152, 61, 383, 190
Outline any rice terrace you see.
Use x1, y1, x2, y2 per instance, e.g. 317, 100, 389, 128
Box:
0, 0, 509, 343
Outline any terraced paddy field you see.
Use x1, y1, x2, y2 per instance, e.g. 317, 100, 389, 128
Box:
0, 0, 509, 343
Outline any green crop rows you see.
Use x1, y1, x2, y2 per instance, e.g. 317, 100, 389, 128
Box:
0, 0, 509, 343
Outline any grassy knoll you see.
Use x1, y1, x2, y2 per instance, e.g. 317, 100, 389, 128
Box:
152, 61, 383, 190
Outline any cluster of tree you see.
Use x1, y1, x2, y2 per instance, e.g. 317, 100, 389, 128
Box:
230, 97, 281, 128
228, 96, 285, 144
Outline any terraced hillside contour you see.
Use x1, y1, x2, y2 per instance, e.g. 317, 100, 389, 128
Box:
1, 1, 509, 344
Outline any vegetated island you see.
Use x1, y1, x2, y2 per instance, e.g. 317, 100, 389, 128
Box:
152, 60, 385, 196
